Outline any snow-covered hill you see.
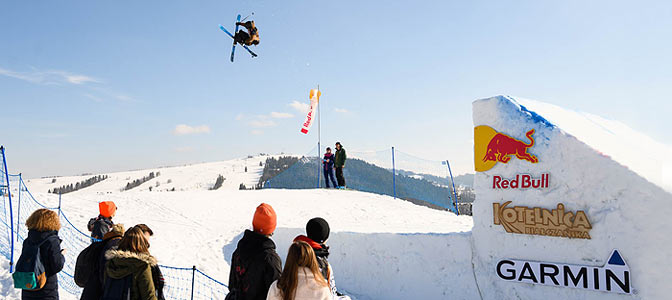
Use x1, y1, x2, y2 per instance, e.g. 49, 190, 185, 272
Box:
26, 156, 270, 194
1, 155, 474, 300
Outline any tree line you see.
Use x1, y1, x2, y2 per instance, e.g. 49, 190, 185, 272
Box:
124, 172, 160, 191
49, 175, 108, 194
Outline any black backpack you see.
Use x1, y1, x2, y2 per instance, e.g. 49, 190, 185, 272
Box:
74, 241, 106, 287
102, 274, 133, 300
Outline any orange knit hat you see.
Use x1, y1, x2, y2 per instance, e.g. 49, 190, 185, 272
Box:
252, 203, 277, 235
99, 201, 117, 218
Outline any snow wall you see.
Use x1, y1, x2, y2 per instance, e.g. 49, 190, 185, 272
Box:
273, 228, 480, 300
471, 96, 672, 299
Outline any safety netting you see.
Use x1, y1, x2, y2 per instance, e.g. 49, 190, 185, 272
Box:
0, 146, 229, 299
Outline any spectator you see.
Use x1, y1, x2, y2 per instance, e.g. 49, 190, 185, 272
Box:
266, 241, 331, 300
323, 147, 338, 188
226, 203, 282, 300
134, 224, 166, 300
88, 201, 117, 240
294, 218, 350, 299
104, 226, 157, 300
80, 224, 125, 300
17, 209, 65, 300
334, 142, 347, 188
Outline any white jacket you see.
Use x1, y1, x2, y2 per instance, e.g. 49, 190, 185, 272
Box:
266, 267, 332, 300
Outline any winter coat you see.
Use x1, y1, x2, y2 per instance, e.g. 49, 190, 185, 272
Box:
227, 230, 282, 300
266, 267, 332, 300
323, 153, 335, 171
21, 230, 65, 300
88, 215, 114, 240
104, 249, 158, 300
334, 147, 346, 168
80, 232, 122, 300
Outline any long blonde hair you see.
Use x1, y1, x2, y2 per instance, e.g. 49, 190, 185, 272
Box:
277, 241, 328, 300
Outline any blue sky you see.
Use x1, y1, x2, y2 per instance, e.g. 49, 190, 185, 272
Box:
1, 0, 670, 178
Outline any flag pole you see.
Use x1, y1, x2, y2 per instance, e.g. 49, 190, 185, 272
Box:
317, 84, 321, 188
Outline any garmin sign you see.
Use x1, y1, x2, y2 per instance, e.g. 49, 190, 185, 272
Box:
496, 250, 631, 294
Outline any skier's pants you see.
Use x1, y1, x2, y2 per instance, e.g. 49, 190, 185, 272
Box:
335, 167, 345, 187
324, 169, 337, 188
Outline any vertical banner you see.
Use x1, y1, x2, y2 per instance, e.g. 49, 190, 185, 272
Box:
300, 89, 321, 134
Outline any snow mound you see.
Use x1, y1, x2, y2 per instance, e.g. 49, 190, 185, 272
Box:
471, 95, 672, 300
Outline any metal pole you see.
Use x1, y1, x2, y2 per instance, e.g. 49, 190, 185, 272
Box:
391, 147, 396, 199
58, 193, 62, 218
191, 265, 196, 300
446, 160, 459, 215
317, 84, 321, 189
1, 146, 15, 272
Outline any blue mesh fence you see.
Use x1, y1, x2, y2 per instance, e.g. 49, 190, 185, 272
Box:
0, 146, 229, 299
261, 144, 459, 214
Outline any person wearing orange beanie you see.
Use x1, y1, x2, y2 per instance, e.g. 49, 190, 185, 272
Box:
227, 203, 282, 300
87, 201, 116, 241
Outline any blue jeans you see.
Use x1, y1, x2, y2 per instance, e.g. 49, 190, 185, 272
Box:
324, 169, 337, 188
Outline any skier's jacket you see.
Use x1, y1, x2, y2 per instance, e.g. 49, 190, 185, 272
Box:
323, 153, 335, 171
293, 235, 346, 298
80, 231, 122, 300
104, 249, 158, 300
88, 215, 114, 240
334, 147, 347, 168
21, 229, 65, 300
226, 230, 282, 300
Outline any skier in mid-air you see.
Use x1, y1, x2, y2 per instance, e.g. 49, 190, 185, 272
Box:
234, 20, 260, 46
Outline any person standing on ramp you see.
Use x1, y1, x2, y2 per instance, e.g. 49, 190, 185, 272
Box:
334, 142, 347, 189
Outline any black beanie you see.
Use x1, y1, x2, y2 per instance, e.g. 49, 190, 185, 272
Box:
306, 217, 330, 243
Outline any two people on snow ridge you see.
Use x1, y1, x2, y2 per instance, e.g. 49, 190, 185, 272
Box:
324, 142, 347, 189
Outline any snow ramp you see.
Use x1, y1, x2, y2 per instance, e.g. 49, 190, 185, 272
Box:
471, 95, 672, 299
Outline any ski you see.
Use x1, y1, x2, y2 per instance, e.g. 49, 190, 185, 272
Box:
219, 25, 258, 58
230, 14, 241, 62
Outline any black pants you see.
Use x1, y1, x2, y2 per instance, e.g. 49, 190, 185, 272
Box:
335, 167, 345, 187
234, 31, 250, 45
324, 169, 337, 188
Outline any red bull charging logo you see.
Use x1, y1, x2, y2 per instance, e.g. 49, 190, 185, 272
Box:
474, 126, 539, 172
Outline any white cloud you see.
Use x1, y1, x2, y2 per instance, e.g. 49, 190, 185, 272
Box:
172, 124, 211, 136
0, 67, 99, 85
270, 112, 294, 119
334, 108, 349, 113
248, 119, 277, 128
235, 113, 245, 121
289, 100, 310, 114
251, 130, 264, 135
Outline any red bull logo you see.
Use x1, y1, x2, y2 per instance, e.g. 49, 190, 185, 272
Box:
474, 126, 539, 172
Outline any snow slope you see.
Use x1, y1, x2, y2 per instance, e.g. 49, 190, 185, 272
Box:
0, 156, 474, 300
25, 156, 270, 194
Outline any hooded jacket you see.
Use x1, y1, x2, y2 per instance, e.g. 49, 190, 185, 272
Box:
104, 249, 158, 300
21, 230, 65, 300
334, 147, 346, 168
227, 230, 282, 300
266, 267, 331, 300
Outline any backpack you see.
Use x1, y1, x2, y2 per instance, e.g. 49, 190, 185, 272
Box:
102, 274, 133, 300
74, 240, 106, 287
12, 237, 53, 290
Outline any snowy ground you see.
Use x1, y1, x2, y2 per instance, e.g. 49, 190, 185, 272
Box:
1, 156, 473, 300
